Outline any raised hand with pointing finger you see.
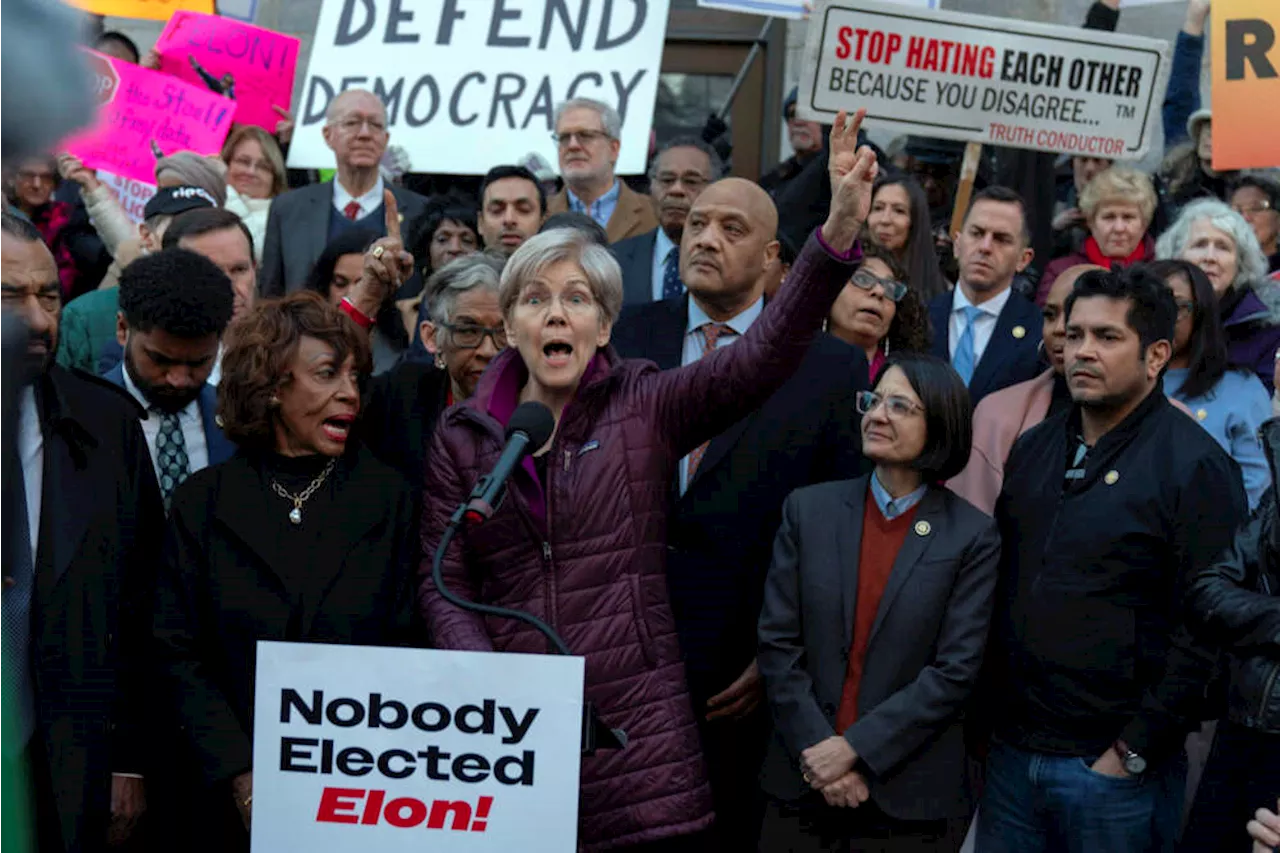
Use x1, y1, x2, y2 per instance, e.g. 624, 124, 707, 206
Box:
820, 108, 879, 255
341, 189, 414, 330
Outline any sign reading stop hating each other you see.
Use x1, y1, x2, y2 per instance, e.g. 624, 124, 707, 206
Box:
1211, 0, 1280, 170
251, 641, 584, 853
797, 0, 1171, 160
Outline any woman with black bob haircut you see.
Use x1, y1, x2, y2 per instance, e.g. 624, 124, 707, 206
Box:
758, 352, 1000, 851
1147, 258, 1271, 508
413, 195, 480, 282
865, 174, 951, 302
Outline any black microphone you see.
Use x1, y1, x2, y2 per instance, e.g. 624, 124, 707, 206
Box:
463, 401, 555, 526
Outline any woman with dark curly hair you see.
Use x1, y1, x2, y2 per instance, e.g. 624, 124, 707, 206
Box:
827, 242, 930, 379
151, 292, 419, 852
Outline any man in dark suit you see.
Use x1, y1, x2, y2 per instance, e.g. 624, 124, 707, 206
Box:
929, 186, 1044, 407
103, 249, 237, 507
1, 212, 164, 849
612, 178, 869, 849
612, 137, 722, 306
259, 89, 429, 297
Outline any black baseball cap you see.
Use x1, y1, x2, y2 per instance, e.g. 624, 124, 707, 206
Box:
143, 185, 218, 220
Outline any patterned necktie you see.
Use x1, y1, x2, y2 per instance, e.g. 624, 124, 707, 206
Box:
155, 410, 191, 507
343, 200, 362, 221
686, 323, 736, 479
2, 449, 35, 756
952, 305, 984, 386
662, 247, 684, 301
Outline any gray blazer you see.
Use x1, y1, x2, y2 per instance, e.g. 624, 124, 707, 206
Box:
257, 181, 430, 298
757, 477, 1000, 821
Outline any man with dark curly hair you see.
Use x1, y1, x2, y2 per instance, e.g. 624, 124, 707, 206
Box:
103, 248, 237, 506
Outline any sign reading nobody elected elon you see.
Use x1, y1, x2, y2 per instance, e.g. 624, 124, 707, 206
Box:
252, 642, 585, 852
288, 0, 671, 175
798, 0, 1171, 159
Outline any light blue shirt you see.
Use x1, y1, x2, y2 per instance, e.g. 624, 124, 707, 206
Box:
651, 227, 679, 302
679, 295, 765, 493
1163, 367, 1272, 510
567, 180, 621, 231
869, 472, 928, 520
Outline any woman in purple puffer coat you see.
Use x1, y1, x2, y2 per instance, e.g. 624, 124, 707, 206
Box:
414, 113, 878, 851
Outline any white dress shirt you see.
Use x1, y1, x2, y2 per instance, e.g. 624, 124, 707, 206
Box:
678, 295, 764, 493
650, 228, 679, 302
18, 387, 43, 557
121, 367, 209, 480
333, 175, 386, 220
948, 285, 1012, 368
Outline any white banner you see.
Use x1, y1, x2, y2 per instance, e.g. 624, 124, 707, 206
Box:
287, 0, 671, 175
798, 0, 1171, 159
98, 170, 156, 226
251, 641, 585, 852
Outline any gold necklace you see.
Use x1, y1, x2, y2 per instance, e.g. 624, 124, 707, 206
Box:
270, 458, 337, 525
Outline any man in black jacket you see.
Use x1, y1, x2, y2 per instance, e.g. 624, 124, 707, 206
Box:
612, 178, 868, 849
1, 212, 165, 849
975, 265, 1247, 852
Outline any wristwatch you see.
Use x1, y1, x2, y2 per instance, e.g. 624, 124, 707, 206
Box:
1112, 740, 1147, 775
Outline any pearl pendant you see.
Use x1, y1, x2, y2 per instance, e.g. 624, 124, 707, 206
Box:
289, 507, 302, 525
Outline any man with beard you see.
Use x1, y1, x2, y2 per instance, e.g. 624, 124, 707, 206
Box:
476, 164, 545, 256
103, 249, 236, 507
760, 88, 827, 200
976, 265, 1247, 852
611, 177, 868, 850
0, 212, 163, 849
612, 137, 722, 306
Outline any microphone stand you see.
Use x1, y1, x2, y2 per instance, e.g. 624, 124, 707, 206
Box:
432, 504, 628, 756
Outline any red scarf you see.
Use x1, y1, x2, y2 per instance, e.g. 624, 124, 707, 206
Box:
1083, 234, 1150, 270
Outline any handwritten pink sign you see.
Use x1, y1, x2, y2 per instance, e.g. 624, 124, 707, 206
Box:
155, 12, 299, 132
63, 50, 236, 185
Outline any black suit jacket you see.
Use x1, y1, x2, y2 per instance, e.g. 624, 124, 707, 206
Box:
611, 228, 660, 307
928, 288, 1044, 408
26, 367, 165, 849
151, 446, 419, 789
360, 360, 451, 491
258, 181, 430, 298
758, 480, 1000, 821
612, 295, 869, 701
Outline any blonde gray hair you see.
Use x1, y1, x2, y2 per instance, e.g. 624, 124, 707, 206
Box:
499, 228, 623, 324
1079, 166, 1157, 224
553, 97, 622, 139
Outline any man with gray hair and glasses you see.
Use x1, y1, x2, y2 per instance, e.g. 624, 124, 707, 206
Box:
259, 88, 430, 297
614, 136, 724, 306
545, 97, 657, 243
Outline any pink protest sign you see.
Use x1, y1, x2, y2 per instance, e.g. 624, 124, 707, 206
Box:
155, 12, 299, 132
63, 50, 236, 185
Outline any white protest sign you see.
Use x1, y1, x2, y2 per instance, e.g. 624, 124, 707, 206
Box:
288, 0, 671, 175
98, 170, 157, 225
798, 0, 1171, 159
696, 0, 935, 19
251, 641, 585, 852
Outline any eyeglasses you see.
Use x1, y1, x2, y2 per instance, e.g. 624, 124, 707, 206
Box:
850, 270, 908, 302
440, 322, 507, 350
1175, 299, 1195, 317
1232, 201, 1273, 216
856, 391, 923, 418
16, 170, 55, 185
552, 130, 610, 147
230, 155, 274, 176
652, 172, 709, 191
333, 116, 387, 135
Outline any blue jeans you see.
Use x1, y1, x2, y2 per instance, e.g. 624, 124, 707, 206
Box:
975, 740, 1186, 853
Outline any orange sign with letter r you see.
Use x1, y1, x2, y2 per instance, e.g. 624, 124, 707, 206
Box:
1212, 0, 1280, 170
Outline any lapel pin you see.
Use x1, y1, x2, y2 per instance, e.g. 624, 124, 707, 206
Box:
914, 520, 931, 536
1196, 408, 1208, 421
1012, 325, 1026, 339
1104, 470, 1120, 485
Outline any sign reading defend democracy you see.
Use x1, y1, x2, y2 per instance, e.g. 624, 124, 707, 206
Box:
798, 0, 1171, 159
1211, 0, 1280, 171
287, 0, 672, 175
62, 51, 237, 186
251, 642, 585, 852
155, 12, 300, 132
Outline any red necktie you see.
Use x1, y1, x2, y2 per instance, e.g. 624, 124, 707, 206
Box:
686, 323, 735, 479
343, 201, 362, 221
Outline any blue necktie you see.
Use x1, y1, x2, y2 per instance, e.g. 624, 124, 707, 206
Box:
2, 450, 36, 756
953, 305, 984, 386
662, 247, 684, 301
155, 410, 190, 509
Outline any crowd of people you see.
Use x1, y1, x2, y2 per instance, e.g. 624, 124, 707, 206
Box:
2, 1, 1280, 851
